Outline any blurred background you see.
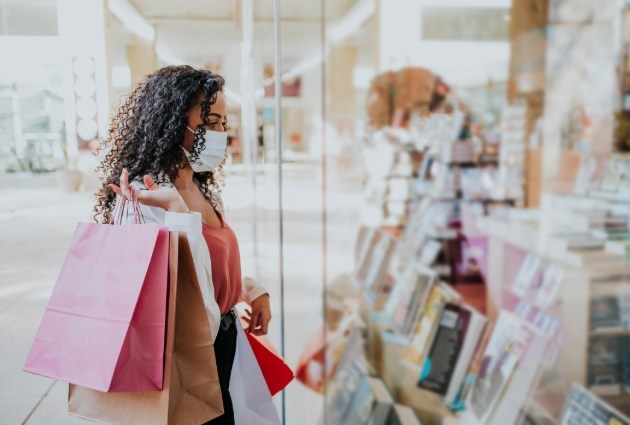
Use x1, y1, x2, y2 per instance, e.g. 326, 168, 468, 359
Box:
3, 0, 630, 424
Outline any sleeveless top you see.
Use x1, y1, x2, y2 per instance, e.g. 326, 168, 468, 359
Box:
202, 220, 242, 315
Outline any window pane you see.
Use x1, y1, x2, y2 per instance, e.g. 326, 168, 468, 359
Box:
3, 1, 58, 36
422, 7, 508, 41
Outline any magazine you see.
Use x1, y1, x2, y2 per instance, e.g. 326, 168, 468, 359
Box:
465, 312, 530, 424
418, 304, 471, 396
559, 384, 630, 425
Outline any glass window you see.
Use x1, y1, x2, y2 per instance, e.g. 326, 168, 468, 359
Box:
421, 7, 509, 41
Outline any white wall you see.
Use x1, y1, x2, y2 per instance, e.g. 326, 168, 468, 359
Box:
0, 37, 64, 84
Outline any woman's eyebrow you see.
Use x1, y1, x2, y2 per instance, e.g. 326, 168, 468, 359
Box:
208, 113, 225, 120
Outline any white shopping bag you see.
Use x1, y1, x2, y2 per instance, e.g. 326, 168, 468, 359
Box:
230, 319, 282, 425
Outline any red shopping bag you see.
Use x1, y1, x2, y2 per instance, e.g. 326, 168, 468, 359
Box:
24, 198, 169, 393
235, 303, 294, 396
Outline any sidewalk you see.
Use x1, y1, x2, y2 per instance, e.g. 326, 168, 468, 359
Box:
0, 173, 93, 425
0, 169, 362, 425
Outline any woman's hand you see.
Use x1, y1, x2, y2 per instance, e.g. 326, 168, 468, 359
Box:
244, 294, 272, 336
108, 168, 188, 212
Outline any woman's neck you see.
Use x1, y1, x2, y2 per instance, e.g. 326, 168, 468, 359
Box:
173, 165, 197, 192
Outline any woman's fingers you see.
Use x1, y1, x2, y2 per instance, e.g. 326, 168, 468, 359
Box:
108, 184, 123, 197
249, 310, 261, 333
120, 169, 133, 200
108, 169, 135, 201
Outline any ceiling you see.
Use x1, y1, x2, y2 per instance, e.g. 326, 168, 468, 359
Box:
129, 0, 356, 22
123, 0, 361, 70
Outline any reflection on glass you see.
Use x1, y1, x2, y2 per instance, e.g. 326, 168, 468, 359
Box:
5, 0, 630, 424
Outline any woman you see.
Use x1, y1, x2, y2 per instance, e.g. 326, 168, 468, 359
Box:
94, 65, 272, 425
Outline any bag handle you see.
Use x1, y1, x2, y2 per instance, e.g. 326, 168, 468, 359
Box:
110, 186, 146, 226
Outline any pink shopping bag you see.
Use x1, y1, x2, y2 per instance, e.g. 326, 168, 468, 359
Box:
23, 206, 169, 392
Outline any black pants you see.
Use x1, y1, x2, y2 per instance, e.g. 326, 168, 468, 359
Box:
203, 314, 237, 425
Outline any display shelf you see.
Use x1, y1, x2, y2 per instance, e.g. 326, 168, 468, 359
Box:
477, 215, 630, 410
589, 328, 630, 336
522, 398, 560, 423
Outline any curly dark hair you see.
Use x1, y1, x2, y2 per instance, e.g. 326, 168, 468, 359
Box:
93, 65, 226, 223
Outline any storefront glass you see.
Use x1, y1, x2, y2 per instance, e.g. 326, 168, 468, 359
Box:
5, 0, 630, 424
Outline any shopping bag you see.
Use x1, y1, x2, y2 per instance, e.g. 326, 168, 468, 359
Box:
23, 218, 169, 392
68, 232, 224, 425
234, 303, 293, 396
230, 319, 282, 425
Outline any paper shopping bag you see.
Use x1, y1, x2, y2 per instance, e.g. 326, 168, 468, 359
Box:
68, 232, 223, 425
234, 303, 293, 396
24, 222, 169, 392
230, 319, 282, 425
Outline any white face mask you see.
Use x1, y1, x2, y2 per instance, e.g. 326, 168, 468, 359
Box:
182, 126, 228, 172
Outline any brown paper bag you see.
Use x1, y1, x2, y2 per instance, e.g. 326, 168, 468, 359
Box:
68, 232, 223, 424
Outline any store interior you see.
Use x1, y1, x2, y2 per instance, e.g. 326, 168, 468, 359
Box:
4, 0, 630, 424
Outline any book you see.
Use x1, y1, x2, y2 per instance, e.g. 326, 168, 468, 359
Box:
355, 229, 381, 283
600, 153, 630, 191
592, 228, 630, 241
418, 303, 471, 396
488, 322, 550, 425
364, 233, 396, 299
558, 383, 630, 425
325, 358, 370, 425
550, 248, 621, 268
418, 240, 442, 267
395, 265, 437, 338
534, 265, 565, 309
444, 305, 489, 406
590, 297, 622, 331
382, 261, 416, 328
405, 284, 448, 367
344, 375, 394, 425
605, 240, 630, 257
513, 255, 542, 298
588, 335, 622, 396
574, 155, 598, 195
464, 311, 530, 424
620, 336, 630, 394
355, 226, 372, 263
620, 298, 630, 329
355, 229, 396, 302
548, 232, 606, 251
392, 199, 431, 274
406, 282, 460, 368
335, 324, 368, 379
324, 321, 364, 388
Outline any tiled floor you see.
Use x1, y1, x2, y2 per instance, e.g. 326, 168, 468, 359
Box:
0, 166, 363, 425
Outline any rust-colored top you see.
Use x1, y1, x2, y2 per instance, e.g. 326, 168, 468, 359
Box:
202, 221, 242, 315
